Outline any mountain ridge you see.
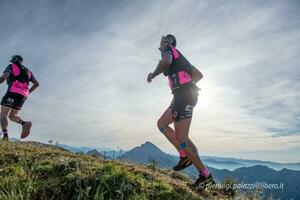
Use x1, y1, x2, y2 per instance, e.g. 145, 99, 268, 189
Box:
119, 141, 300, 200
55, 140, 300, 171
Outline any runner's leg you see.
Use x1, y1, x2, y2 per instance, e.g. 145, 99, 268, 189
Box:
1, 106, 11, 138
9, 109, 31, 139
8, 109, 25, 124
174, 118, 206, 171
157, 108, 182, 152
175, 119, 214, 189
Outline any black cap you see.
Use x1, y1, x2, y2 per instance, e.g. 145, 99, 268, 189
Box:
166, 34, 176, 47
10, 55, 23, 63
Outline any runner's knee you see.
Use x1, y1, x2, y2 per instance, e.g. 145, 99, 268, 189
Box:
159, 127, 165, 133
157, 119, 166, 133
157, 118, 162, 127
8, 113, 17, 121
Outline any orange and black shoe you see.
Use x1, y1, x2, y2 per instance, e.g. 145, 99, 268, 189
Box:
173, 156, 192, 171
188, 174, 215, 191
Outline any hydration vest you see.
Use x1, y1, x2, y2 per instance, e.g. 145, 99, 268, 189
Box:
8, 63, 31, 97
163, 47, 193, 91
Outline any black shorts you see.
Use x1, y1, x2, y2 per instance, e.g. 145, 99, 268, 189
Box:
169, 85, 199, 121
1, 92, 27, 110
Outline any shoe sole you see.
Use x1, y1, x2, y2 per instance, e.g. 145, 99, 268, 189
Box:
21, 122, 32, 139
187, 177, 215, 191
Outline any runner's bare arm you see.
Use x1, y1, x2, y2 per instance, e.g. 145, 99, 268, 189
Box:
147, 54, 172, 83
152, 54, 172, 77
29, 77, 39, 93
0, 72, 10, 84
191, 66, 203, 83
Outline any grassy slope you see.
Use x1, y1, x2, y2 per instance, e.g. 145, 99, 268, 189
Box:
0, 141, 230, 200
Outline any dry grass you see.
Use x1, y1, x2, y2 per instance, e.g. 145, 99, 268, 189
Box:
0, 140, 235, 200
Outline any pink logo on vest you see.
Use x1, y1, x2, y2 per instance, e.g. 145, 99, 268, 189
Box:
168, 71, 192, 90
178, 71, 192, 85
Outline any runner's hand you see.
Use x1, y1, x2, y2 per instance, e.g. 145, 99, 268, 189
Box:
147, 73, 154, 83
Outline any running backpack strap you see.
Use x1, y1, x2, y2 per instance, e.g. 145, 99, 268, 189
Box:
171, 47, 179, 60
11, 63, 20, 76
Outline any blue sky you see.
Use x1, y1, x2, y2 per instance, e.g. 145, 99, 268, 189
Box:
0, 0, 299, 163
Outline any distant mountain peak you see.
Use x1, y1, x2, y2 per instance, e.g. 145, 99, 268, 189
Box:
141, 141, 158, 148
143, 141, 154, 145
119, 141, 176, 167
137, 141, 165, 155
86, 149, 103, 158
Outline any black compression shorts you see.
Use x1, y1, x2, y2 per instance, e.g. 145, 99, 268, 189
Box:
1, 92, 27, 110
169, 85, 199, 121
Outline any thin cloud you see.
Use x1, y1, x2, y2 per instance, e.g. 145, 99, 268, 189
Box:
0, 0, 299, 162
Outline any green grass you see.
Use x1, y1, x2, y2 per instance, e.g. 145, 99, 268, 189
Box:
0, 141, 210, 200
0, 140, 247, 199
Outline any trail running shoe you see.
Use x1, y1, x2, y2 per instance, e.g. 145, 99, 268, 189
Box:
173, 156, 192, 171
188, 174, 215, 190
2, 134, 9, 141
21, 121, 32, 139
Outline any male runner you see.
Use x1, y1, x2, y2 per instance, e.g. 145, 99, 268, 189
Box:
0, 55, 39, 140
147, 35, 215, 189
